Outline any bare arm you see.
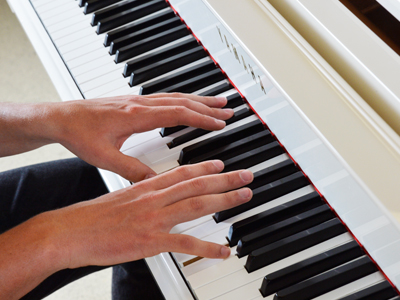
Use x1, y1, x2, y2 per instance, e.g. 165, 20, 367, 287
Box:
0, 161, 253, 300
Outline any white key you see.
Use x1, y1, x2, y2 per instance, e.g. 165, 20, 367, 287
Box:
34, 0, 71, 14
39, 2, 83, 23
190, 233, 353, 298
31, 0, 57, 9
66, 47, 109, 69
58, 33, 103, 56
213, 279, 265, 300
99, 84, 141, 97
55, 28, 95, 48
48, 17, 90, 37
83, 78, 130, 98
62, 38, 104, 60
80, 70, 125, 93
71, 55, 114, 77
51, 21, 95, 41
75, 62, 121, 85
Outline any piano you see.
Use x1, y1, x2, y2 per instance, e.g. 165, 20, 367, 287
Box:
6, 0, 400, 298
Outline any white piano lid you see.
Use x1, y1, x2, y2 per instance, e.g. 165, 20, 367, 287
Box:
377, 0, 400, 22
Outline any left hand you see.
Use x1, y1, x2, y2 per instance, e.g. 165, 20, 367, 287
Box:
53, 93, 233, 181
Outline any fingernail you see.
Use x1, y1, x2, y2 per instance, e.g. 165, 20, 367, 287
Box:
239, 170, 253, 183
214, 119, 226, 127
238, 188, 252, 199
145, 173, 156, 180
215, 96, 227, 103
220, 246, 230, 258
223, 108, 234, 115
212, 160, 224, 170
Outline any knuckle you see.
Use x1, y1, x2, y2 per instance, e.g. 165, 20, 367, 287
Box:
189, 197, 204, 212
126, 104, 141, 115
190, 177, 207, 191
170, 92, 184, 98
175, 165, 192, 179
225, 172, 237, 187
179, 235, 195, 251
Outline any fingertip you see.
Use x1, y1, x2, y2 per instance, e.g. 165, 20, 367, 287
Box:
215, 96, 228, 106
220, 246, 231, 258
144, 173, 157, 180
238, 188, 253, 201
214, 118, 226, 128
211, 160, 224, 171
239, 170, 254, 183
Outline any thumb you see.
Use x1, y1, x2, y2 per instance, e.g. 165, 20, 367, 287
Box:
102, 148, 157, 183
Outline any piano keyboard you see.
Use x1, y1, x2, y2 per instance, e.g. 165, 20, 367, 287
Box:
16, 0, 400, 298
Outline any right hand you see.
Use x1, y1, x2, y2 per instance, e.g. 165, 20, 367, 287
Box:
46, 160, 253, 269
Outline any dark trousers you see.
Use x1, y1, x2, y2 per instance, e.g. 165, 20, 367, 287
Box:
0, 158, 164, 300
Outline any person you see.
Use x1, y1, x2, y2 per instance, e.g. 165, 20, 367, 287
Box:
0, 93, 254, 300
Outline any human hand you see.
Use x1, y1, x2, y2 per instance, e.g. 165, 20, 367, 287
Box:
45, 161, 253, 269
49, 93, 233, 182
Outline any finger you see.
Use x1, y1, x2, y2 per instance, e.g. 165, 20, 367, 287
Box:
132, 106, 230, 132
162, 188, 252, 225
100, 148, 157, 182
133, 97, 233, 121
144, 93, 228, 108
159, 234, 231, 259
138, 160, 225, 192
158, 169, 254, 207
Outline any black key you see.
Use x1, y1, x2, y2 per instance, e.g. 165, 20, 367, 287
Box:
222, 141, 284, 173
97, 0, 169, 34
236, 205, 335, 256
261, 240, 364, 297
155, 68, 226, 94
197, 81, 232, 96
83, 0, 123, 14
189, 130, 273, 164
140, 58, 215, 93
338, 281, 398, 300
245, 218, 347, 272
104, 9, 176, 47
222, 93, 245, 109
123, 36, 199, 77
168, 107, 254, 149
130, 46, 208, 86
214, 171, 309, 222
110, 17, 182, 55
91, 0, 147, 26
115, 25, 191, 63
178, 119, 264, 165
274, 256, 378, 300
246, 160, 299, 191
160, 91, 242, 137
228, 190, 322, 247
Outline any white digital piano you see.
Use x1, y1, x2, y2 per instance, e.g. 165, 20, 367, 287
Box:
6, 0, 400, 298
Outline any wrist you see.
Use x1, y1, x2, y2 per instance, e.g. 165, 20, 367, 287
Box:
0, 102, 61, 156
0, 212, 67, 299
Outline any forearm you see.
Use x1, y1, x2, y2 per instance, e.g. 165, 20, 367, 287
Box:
0, 102, 59, 157
0, 213, 65, 300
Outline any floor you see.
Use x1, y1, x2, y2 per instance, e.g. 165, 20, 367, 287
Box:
0, 0, 112, 298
